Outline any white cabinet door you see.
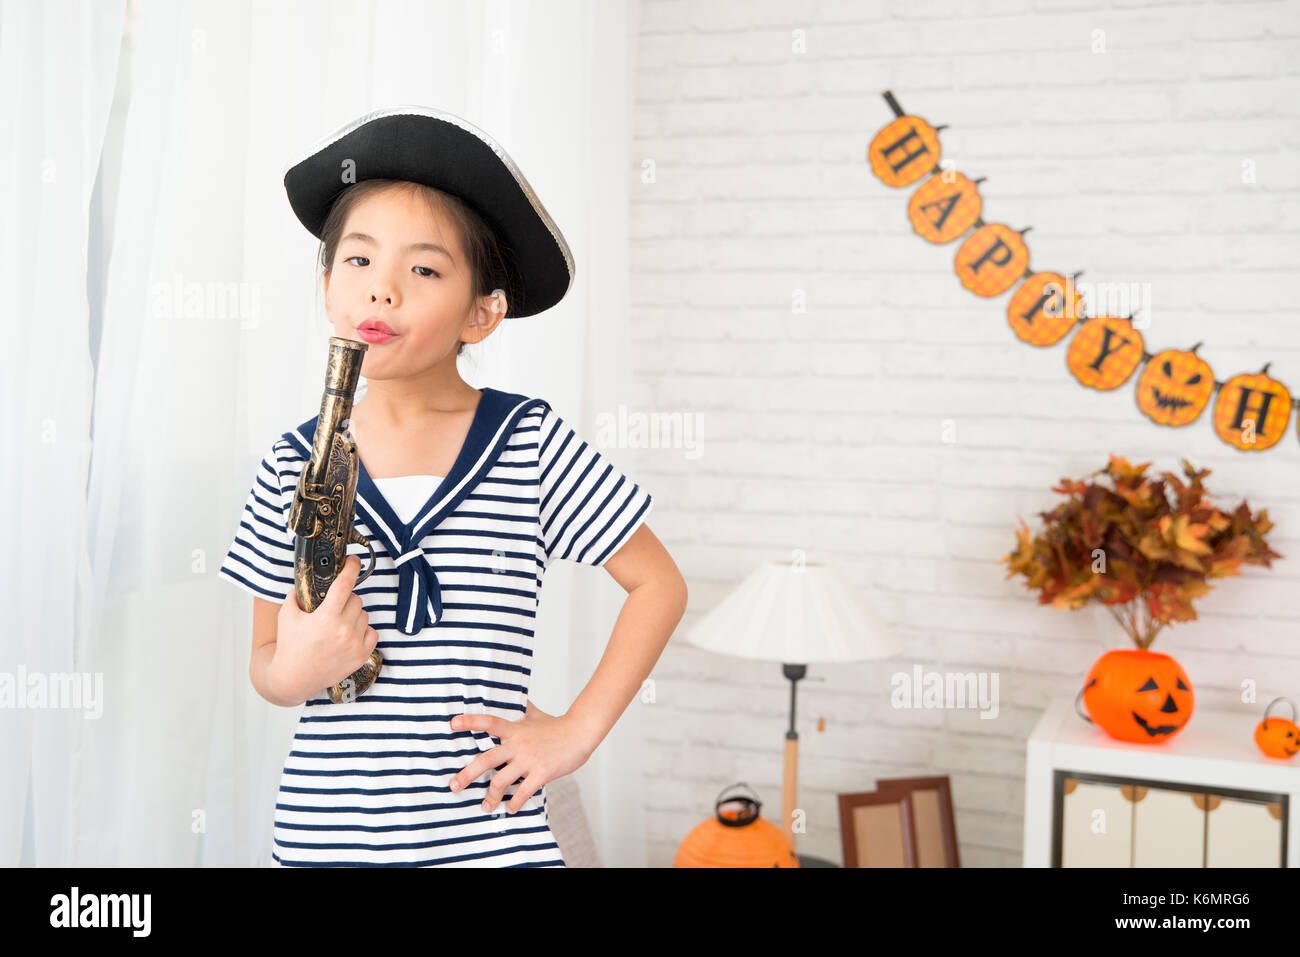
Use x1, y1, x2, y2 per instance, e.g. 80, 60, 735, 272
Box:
1205, 796, 1284, 868
1132, 787, 1204, 867
1061, 778, 1131, 867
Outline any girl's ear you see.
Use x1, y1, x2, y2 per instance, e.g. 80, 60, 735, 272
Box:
461, 289, 507, 345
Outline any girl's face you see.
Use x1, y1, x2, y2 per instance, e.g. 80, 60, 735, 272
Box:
322, 184, 499, 379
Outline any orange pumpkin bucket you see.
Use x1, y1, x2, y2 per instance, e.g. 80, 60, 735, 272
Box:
674, 783, 800, 868
1254, 697, 1300, 759
1076, 648, 1194, 744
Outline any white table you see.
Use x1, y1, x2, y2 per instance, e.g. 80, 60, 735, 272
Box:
1023, 696, 1300, 867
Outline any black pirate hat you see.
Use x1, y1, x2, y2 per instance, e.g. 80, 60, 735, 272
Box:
282, 105, 574, 318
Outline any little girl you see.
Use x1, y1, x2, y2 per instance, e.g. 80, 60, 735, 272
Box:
218, 106, 688, 867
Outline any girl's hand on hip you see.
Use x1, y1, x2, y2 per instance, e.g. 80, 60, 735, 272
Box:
448, 699, 593, 815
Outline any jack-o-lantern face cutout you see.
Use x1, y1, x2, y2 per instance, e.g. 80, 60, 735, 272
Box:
1136, 345, 1215, 427
1067, 316, 1144, 391
955, 224, 1030, 297
868, 116, 942, 188
1007, 272, 1080, 346
1081, 650, 1194, 744
1213, 363, 1292, 451
907, 171, 982, 244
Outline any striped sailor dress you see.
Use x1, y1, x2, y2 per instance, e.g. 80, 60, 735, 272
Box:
217, 386, 653, 867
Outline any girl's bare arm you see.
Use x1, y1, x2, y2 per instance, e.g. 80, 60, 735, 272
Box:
562, 523, 688, 754
251, 597, 302, 707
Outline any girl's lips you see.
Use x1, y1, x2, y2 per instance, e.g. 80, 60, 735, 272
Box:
357, 328, 397, 344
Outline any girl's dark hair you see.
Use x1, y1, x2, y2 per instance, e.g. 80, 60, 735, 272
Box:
318, 179, 520, 356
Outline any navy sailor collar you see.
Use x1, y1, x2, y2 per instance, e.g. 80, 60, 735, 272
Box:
281, 386, 550, 634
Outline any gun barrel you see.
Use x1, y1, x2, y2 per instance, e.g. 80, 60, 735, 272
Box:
304, 336, 368, 489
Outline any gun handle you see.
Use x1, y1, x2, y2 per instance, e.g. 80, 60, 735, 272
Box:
325, 532, 380, 703
329, 649, 383, 704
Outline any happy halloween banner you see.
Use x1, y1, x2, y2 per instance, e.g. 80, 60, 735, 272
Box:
868, 90, 1297, 454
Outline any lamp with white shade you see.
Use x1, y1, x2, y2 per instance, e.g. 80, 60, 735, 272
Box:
684, 559, 905, 864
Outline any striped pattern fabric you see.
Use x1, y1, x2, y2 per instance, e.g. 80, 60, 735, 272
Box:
218, 391, 653, 866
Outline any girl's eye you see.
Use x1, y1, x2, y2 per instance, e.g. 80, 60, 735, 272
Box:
342, 256, 438, 279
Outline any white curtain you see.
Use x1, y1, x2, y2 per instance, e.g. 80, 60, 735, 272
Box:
0, 0, 128, 867
6, 0, 644, 866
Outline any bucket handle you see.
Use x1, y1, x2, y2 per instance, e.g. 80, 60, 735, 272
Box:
1075, 680, 1096, 725
1262, 696, 1298, 728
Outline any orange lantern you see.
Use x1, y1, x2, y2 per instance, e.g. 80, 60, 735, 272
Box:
1078, 649, 1194, 744
674, 783, 800, 868
907, 171, 983, 244
1254, 698, 1300, 759
1007, 271, 1081, 346
1213, 363, 1293, 452
1135, 343, 1216, 427
955, 223, 1030, 298
1066, 315, 1145, 391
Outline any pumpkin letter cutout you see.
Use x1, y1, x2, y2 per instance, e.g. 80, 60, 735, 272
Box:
1067, 316, 1144, 391
1213, 363, 1293, 452
1007, 272, 1080, 347
868, 115, 942, 188
955, 223, 1030, 298
1254, 698, 1300, 759
1136, 344, 1215, 427
907, 171, 982, 244
1080, 649, 1194, 744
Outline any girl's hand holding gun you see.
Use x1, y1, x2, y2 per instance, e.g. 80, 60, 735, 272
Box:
268, 555, 378, 704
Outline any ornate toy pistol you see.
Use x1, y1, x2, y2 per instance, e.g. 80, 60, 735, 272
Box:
288, 336, 380, 703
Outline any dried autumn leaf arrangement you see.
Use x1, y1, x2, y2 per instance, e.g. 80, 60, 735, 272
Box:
1001, 455, 1282, 650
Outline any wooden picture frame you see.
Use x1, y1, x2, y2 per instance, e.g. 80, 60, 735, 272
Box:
837, 789, 919, 867
876, 775, 960, 868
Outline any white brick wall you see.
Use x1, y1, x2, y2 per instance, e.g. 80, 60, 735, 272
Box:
626, 0, 1300, 867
